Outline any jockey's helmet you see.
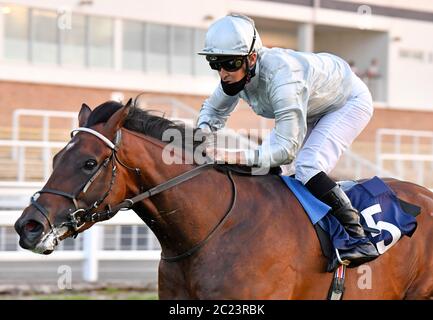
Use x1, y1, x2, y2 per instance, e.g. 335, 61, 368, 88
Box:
197, 14, 262, 58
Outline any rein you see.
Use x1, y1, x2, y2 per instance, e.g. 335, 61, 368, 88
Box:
30, 127, 237, 262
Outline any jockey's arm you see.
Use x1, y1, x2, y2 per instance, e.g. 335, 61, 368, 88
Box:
202, 79, 307, 167
196, 83, 240, 132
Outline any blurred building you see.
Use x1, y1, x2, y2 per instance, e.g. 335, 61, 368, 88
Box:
1, 0, 433, 123
1, 0, 433, 286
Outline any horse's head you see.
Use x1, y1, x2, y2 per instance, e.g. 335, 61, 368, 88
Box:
14, 99, 132, 254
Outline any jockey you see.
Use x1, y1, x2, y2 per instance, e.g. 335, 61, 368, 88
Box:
196, 14, 379, 268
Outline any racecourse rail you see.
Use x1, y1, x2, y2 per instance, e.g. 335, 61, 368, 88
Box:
0, 209, 160, 282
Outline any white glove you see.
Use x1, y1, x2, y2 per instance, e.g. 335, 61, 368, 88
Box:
198, 123, 213, 134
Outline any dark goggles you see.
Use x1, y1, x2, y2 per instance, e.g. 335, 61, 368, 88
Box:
206, 56, 245, 72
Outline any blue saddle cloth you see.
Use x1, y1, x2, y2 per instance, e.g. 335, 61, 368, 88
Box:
280, 176, 419, 255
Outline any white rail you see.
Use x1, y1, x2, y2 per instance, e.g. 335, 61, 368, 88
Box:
336, 148, 398, 180
376, 128, 433, 187
0, 139, 65, 182
11, 109, 78, 159
0, 210, 161, 282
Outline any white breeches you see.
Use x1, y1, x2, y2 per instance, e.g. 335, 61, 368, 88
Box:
294, 73, 374, 184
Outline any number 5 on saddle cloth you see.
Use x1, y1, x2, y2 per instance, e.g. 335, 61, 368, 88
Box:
281, 175, 420, 269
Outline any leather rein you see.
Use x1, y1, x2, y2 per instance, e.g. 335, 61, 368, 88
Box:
29, 127, 237, 262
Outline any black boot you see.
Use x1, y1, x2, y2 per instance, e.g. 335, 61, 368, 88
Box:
306, 172, 379, 270
320, 185, 379, 268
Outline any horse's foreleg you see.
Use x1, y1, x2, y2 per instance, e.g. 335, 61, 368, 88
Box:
158, 262, 193, 299
405, 273, 433, 300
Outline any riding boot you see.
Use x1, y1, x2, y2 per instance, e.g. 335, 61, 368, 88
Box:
305, 172, 379, 271
320, 185, 379, 267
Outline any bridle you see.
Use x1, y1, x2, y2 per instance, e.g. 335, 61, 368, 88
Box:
29, 127, 237, 262
30, 128, 137, 234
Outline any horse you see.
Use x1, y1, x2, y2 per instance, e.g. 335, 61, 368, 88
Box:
14, 99, 433, 299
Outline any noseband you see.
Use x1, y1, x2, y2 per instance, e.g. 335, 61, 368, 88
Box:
29, 127, 236, 262
30, 128, 137, 235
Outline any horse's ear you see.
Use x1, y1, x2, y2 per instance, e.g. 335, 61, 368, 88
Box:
78, 103, 92, 127
124, 98, 133, 110
104, 98, 132, 133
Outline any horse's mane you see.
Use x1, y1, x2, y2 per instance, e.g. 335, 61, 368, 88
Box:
85, 99, 204, 151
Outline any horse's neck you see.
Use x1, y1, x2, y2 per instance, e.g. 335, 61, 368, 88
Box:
136, 167, 232, 257
119, 130, 232, 257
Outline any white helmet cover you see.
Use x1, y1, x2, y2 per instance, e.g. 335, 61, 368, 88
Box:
198, 14, 263, 56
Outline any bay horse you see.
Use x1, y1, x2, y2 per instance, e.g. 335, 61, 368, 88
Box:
14, 99, 433, 299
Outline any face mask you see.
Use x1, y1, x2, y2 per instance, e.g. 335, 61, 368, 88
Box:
220, 63, 257, 96
221, 75, 248, 96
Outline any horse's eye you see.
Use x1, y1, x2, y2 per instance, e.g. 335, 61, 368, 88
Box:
83, 159, 97, 171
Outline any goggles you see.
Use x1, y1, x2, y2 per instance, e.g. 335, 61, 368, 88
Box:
206, 56, 245, 72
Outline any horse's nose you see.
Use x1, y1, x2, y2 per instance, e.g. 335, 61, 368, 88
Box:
15, 218, 45, 249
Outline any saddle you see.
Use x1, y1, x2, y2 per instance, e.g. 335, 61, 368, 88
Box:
315, 180, 421, 264
214, 164, 282, 176
286, 177, 421, 300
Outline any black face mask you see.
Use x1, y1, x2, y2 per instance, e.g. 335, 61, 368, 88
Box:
220, 63, 257, 96
221, 74, 248, 96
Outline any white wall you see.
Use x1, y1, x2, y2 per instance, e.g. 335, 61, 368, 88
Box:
4, 0, 229, 27
343, 0, 433, 13
315, 27, 389, 102
387, 18, 433, 110
0, 61, 218, 96
0, 0, 222, 96
2, 0, 433, 109
238, 0, 433, 110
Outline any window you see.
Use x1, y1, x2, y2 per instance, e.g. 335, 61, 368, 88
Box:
58, 236, 83, 251
60, 14, 86, 67
137, 226, 161, 250
0, 227, 18, 251
170, 26, 193, 75
4, 5, 29, 61
123, 20, 144, 71
146, 23, 169, 74
31, 9, 58, 64
102, 225, 118, 250
102, 225, 160, 250
120, 225, 133, 249
3, 6, 214, 79
88, 16, 113, 68
136, 226, 149, 249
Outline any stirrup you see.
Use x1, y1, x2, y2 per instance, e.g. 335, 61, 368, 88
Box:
328, 264, 347, 300
335, 248, 351, 266
326, 248, 350, 272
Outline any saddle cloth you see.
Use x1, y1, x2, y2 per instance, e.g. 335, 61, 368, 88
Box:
280, 176, 420, 259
